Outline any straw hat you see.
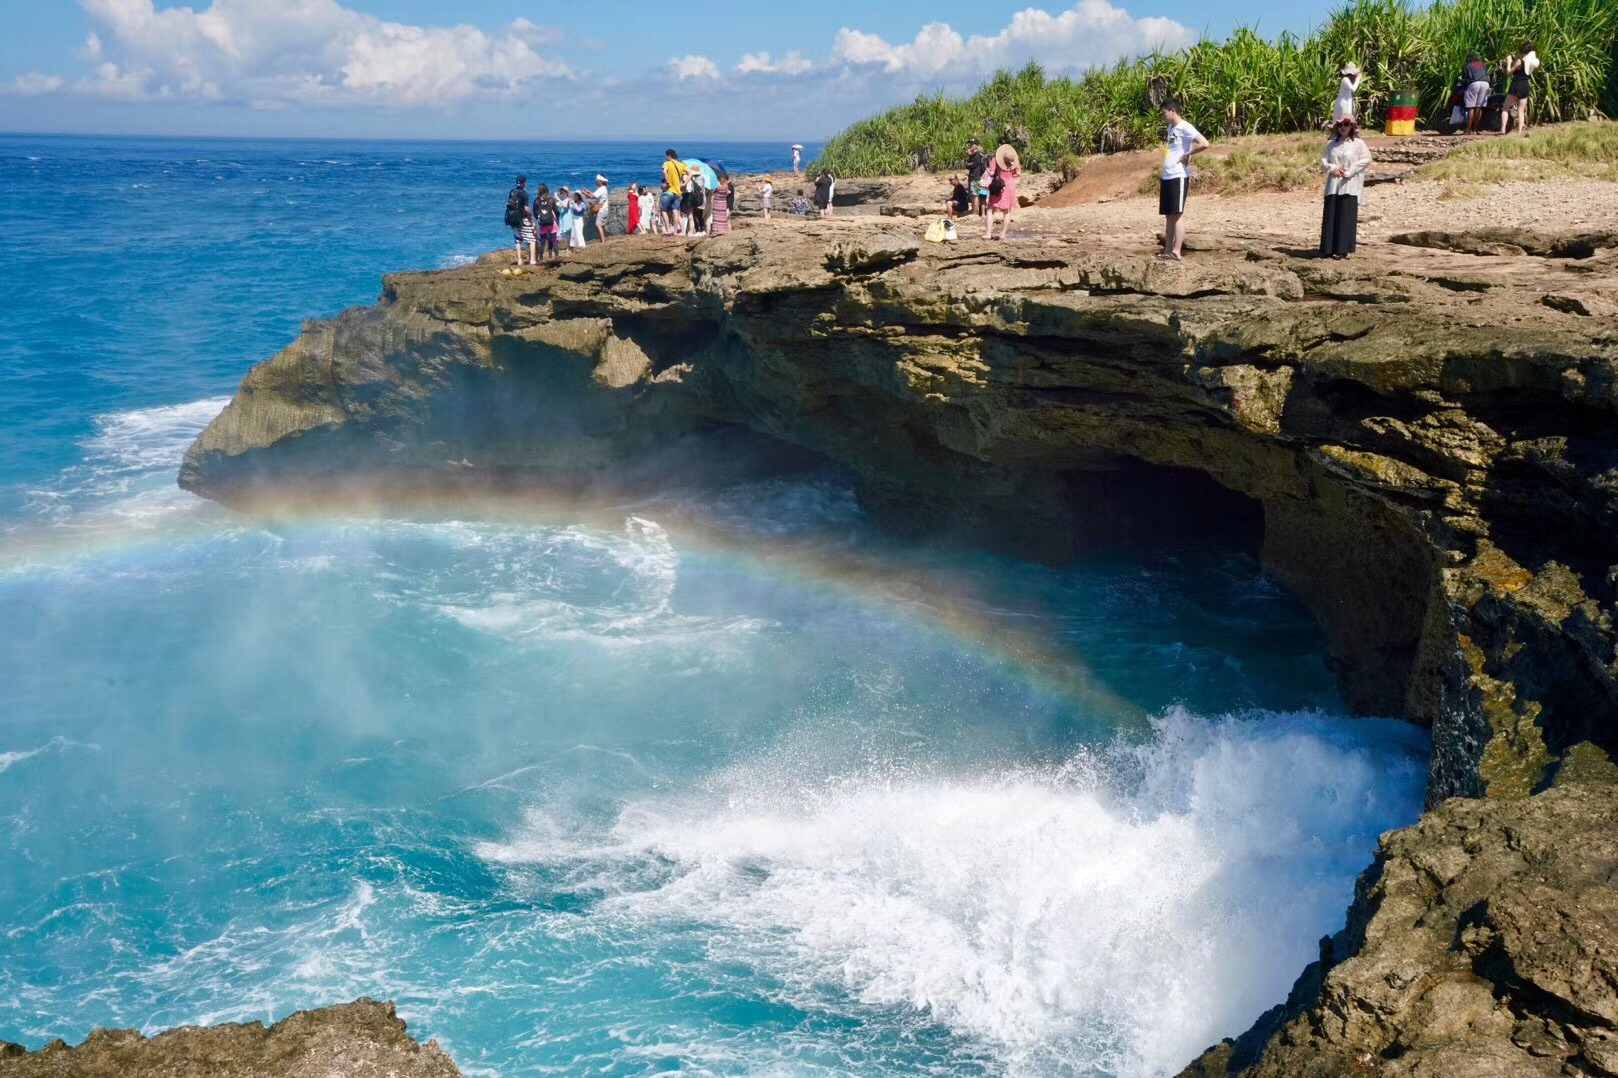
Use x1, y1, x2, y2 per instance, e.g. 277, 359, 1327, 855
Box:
995, 144, 1020, 171
1340, 61, 1360, 77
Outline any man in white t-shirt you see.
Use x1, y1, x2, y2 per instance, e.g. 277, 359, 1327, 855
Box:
592, 175, 610, 243
1158, 101, 1209, 262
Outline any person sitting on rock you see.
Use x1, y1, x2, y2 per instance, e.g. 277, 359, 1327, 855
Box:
944, 175, 971, 219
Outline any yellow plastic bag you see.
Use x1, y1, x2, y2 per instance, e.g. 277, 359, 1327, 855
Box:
924, 219, 948, 243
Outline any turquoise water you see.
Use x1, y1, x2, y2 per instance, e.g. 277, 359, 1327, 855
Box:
0, 137, 1428, 1076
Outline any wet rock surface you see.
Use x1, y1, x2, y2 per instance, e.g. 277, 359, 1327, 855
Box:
1183, 783, 1618, 1078
0, 999, 459, 1077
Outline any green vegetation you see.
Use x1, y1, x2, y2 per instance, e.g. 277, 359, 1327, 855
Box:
815, 0, 1618, 177
1417, 118, 1618, 181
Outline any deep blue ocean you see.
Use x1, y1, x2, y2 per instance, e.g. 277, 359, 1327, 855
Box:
0, 135, 1428, 1076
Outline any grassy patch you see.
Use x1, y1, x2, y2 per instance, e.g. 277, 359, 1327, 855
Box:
815, 0, 1618, 177
1416, 121, 1618, 183
1439, 181, 1492, 199
1134, 135, 1323, 196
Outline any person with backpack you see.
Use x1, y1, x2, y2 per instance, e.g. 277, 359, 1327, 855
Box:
965, 138, 988, 216
533, 184, 561, 261
505, 175, 536, 267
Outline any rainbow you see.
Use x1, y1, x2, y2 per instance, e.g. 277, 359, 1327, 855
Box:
0, 481, 1144, 729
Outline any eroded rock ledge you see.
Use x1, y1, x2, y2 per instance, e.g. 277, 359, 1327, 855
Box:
0, 999, 458, 1077
179, 219, 1618, 1074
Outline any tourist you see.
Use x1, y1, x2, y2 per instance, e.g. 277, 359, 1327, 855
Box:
626, 182, 641, 237
760, 175, 774, 220
1500, 43, 1538, 135
945, 175, 971, 219
556, 187, 574, 254
661, 149, 687, 234
813, 169, 833, 216
506, 175, 536, 267
826, 170, 837, 216
569, 190, 589, 248
1333, 61, 1361, 123
1462, 53, 1491, 134
982, 145, 1021, 241
709, 176, 732, 235
1320, 117, 1371, 260
965, 137, 988, 216
792, 144, 802, 174
639, 186, 658, 233
1158, 100, 1208, 261
533, 183, 561, 262
592, 174, 611, 243
791, 189, 812, 215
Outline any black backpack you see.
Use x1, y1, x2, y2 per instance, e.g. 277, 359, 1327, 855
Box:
535, 198, 556, 228
504, 187, 527, 227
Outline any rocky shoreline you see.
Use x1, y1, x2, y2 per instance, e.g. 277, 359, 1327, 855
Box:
62, 201, 1618, 1073
0, 999, 458, 1076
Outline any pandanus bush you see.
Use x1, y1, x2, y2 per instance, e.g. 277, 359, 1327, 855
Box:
813, 0, 1618, 176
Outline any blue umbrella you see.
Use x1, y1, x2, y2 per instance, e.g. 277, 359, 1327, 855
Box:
682, 159, 719, 189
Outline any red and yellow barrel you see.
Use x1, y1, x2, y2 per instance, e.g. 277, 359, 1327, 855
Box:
1385, 90, 1419, 136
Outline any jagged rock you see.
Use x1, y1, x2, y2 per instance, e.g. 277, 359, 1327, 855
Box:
180, 222, 1618, 809
0, 999, 459, 1077
1180, 783, 1618, 1078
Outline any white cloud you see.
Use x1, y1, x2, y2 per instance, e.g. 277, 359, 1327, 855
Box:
24, 0, 574, 108
667, 54, 720, 81
7, 73, 66, 96
831, 0, 1192, 79
736, 51, 813, 76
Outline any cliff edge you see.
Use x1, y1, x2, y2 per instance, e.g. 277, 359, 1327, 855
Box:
179, 214, 1618, 1074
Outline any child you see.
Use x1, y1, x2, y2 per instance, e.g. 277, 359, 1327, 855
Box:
533, 184, 560, 261
760, 175, 774, 220
556, 188, 574, 254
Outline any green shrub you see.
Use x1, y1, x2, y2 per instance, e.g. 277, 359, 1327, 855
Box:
814, 0, 1618, 176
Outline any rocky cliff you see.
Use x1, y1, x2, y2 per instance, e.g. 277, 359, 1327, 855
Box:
180, 218, 1618, 1073
0, 999, 458, 1077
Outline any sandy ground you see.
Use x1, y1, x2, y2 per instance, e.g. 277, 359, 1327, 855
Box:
1021, 177, 1618, 252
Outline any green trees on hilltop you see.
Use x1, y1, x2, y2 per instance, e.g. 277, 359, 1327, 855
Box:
814, 0, 1618, 176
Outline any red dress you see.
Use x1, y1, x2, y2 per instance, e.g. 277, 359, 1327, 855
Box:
627, 192, 641, 234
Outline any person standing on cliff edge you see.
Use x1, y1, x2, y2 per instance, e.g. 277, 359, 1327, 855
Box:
1158, 100, 1208, 262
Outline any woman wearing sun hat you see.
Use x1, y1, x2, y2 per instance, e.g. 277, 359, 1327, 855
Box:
1320, 116, 1372, 259
1333, 62, 1361, 123
982, 144, 1021, 241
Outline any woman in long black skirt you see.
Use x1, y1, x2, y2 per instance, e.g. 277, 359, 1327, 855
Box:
1320, 117, 1371, 259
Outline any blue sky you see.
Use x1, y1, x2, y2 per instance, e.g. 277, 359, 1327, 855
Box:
0, 1, 1334, 140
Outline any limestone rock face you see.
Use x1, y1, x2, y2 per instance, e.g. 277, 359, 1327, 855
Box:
182, 221, 1618, 808
1183, 783, 1618, 1078
0, 999, 460, 1077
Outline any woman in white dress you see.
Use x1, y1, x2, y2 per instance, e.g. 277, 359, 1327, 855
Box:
1333, 61, 1361, 123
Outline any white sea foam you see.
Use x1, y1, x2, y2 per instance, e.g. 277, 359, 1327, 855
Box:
24, 398, 227, 527
0, 737, 95, 775
478, 709, 1426, 1077
413, 517, 766, 649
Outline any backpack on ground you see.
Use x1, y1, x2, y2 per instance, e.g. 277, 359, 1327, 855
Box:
505, 187, 527, 227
